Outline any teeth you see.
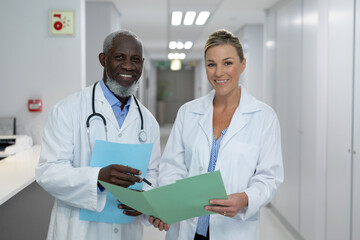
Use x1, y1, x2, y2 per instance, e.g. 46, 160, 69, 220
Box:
120, 74, 133, 78
215, 79, 228, 83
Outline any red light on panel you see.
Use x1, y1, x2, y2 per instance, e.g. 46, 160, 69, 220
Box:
28, 99, 43, 112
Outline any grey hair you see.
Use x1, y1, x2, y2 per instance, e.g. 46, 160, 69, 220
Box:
102, 30, 143, 55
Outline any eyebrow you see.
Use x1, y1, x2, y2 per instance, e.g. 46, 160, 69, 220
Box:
206, 57, 234, 62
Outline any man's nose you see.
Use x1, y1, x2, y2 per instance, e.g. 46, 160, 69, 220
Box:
121, 59, 136, 70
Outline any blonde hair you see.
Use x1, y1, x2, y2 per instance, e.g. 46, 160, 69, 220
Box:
204, 29, 244, 62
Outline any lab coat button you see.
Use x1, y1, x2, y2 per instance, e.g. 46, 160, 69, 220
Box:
199, 167, 203, 171
118, 133, 122, 137
114, 228, 118, 233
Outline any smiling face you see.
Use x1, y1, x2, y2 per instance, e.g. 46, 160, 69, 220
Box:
205, 44, 246, 97
99, 34, 144, 90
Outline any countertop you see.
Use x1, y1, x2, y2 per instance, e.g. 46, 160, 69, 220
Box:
0, 145, 41, 205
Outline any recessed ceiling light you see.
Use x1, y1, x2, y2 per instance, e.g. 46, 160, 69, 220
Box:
195, 11, 210, 25
169, 41, 177, 49
171, 11, 182, 26
183, 11, 196, 25
184, 41, 193, 49
179, 53, 186, 60
176, 41, 184, 49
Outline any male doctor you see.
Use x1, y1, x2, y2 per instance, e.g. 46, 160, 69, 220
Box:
36, 30, 160, 240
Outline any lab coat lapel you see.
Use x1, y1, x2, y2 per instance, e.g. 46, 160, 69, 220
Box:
220, 86, 261, 147
119, 96, 138, 132
198, 91, 215, 149
94, 83, 121, 132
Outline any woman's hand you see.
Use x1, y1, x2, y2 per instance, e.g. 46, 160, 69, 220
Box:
149, 216, 171, 231
204, 192, 248, 217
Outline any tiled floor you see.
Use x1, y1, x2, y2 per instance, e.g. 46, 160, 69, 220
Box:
142, 125, 296, 240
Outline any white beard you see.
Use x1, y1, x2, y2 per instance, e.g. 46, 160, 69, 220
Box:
105, 73, 139, 97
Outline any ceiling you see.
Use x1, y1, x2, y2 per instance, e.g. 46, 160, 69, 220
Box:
87, 0, 280, 63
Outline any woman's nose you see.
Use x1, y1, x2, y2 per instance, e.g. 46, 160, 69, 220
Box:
215, 66, 224, 77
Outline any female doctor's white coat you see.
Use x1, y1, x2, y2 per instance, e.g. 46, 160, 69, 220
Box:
36, 82, 160, 240
159, 87, 283, 240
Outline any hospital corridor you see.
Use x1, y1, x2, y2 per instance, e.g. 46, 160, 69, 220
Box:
1, 0, 359, 239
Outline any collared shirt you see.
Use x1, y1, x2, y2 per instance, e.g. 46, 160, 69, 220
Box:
100, 80, 131, 129
196, 128, 228, 236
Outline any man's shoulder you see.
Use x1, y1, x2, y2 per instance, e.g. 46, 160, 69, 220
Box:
52, 86, 92, 113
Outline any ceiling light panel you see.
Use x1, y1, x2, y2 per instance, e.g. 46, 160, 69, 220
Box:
195, 11, 210, 25
171, 11, 182, 26
184, 41, 193, 49
169, 41, 177, 49
183, 11, 196, 25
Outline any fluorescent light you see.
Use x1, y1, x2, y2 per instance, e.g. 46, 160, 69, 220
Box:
176, 41, 184, 49
169, 41, 177, 49
179, 53, 186, 60
183, 11, 196, 25
266, 41, 275, 48
168, 53, 175, 59
171, 11, 182, 26
170, 59, 182, 71
184, 41, 193, 49
195, 11, 210, 25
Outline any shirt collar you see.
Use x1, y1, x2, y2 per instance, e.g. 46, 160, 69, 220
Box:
100, 80, 132, 108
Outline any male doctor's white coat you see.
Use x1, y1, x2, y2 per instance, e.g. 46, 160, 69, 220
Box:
36, 82, 160, 240
159, 87, 283, 240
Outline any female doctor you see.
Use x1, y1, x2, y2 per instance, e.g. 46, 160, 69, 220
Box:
150, 29, 284, 240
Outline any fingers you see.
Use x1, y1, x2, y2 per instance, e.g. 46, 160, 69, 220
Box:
118, 204, 142, 216
123, 210, 142, 216
98, 164, 143, 187
148, 216, 171, 231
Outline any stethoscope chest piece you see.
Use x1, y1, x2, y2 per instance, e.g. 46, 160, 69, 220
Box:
138, 130, 147, 143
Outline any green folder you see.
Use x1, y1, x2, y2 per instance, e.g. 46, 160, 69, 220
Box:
99, 171, 228, 224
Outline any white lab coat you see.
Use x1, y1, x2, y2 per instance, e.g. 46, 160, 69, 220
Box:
159, 87, 283, 240
36, 82, 160, 240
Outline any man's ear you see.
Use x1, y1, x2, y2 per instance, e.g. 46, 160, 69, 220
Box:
99, 53, 105, 67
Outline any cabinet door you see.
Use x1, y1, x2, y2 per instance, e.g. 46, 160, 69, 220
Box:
326, 0, 355, 239
352, 0, 360, 237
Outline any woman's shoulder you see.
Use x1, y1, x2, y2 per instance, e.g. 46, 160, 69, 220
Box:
180, 90, 215, 113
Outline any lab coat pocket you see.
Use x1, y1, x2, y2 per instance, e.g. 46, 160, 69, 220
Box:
221, 142, 260, 191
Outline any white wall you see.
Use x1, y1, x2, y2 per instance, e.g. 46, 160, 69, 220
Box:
238, 25, 264, 100
264, 0, 359, 239
194, 59, 211, 99
86, 2, 121, 87
0, 0, 86, 144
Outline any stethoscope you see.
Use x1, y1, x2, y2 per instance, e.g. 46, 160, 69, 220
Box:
86, 81, 147, 152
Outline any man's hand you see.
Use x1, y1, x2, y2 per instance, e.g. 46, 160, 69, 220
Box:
118, 204, 142, 217
149, 216, 171, 231
98, 164, 142, 188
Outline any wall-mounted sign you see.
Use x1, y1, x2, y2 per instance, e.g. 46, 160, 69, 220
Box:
50, 10, 75, 35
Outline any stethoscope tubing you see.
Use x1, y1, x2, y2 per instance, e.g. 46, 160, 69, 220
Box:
86, 81, 146, 152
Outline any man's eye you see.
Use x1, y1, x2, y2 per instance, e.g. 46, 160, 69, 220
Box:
132, 58, 141, 63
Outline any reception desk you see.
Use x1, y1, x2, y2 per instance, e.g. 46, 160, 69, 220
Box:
0, 145, 54, 239
0, 145, 41, 205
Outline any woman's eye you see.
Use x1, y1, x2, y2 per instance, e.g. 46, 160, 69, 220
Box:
224, 61, 232, 66
207, 63, 215, 67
